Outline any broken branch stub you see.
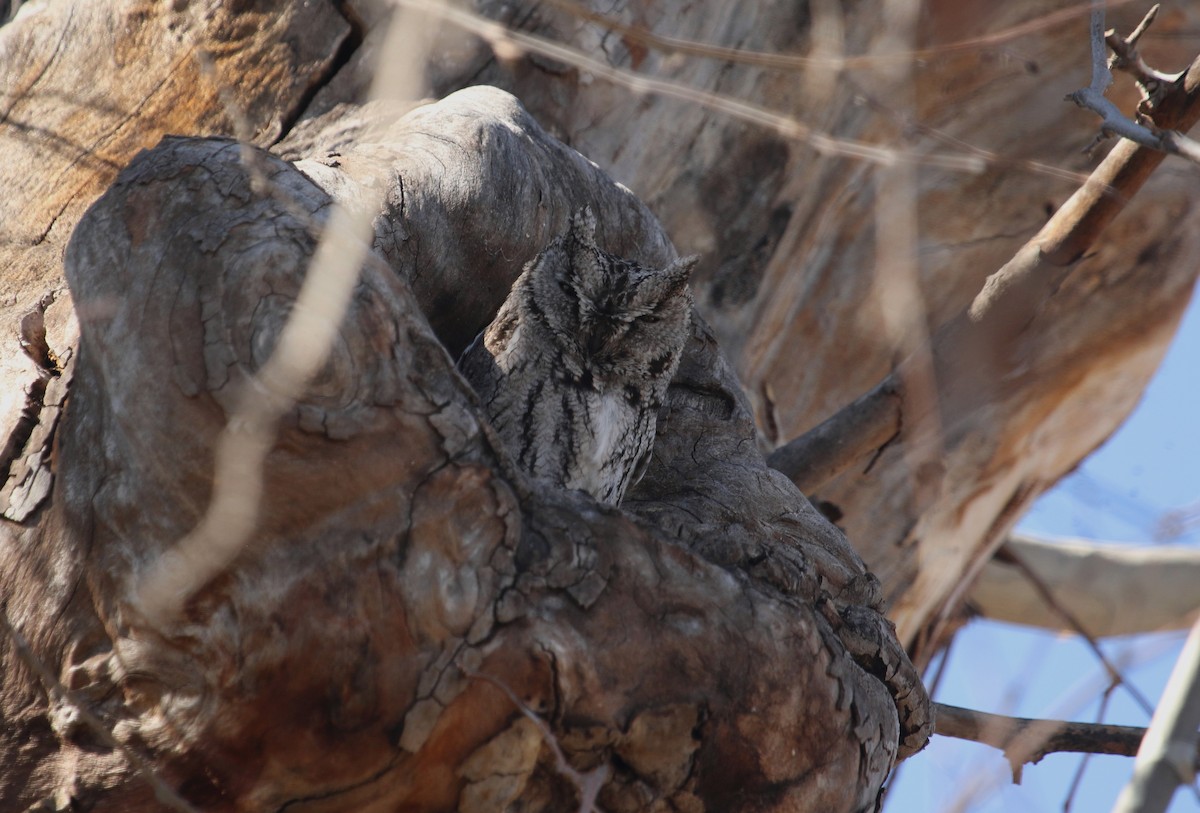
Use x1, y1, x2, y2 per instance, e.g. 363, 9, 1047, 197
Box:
23, 88, 929, 812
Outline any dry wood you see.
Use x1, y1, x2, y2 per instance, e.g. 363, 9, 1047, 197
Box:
1111, 617, 1200, 813
765, 43, 1200, 649
769, 49, 1200, 492
971, 534, 1200, 636
4, 1, 1200, 810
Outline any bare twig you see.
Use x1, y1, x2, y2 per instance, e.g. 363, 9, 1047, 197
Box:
1106, 5, 1178, 101
849, 79, 1095, 187
1111, 617, 1200, 813
1064, 686, 1116, 812
546, 0, 1110, 190
1067, 3, 1200, 164
933, 701, 1200, 783
544, 0, 1139, 71
395, 0, 992, 174
870, 0, 943, 512
135, 5, 442, 619
997, 544, 1156, 715
0, 607, 201, 813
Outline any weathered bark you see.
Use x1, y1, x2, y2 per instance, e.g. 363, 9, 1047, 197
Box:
2, 65, 929, 813
392, 0, 1200, 656
0, 0, 350, 519
3, 0, 1199, 809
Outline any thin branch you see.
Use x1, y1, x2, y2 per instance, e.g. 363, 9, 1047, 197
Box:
1067, 4, 1164, 147
396, 0, 994, 174
1111, 617, 1200, 813
135, 6, 441, 619
848, 78, 1096, 187
1064, 686, 1116, 812
1067, 4, 1200, 165
997, 544, 1156, 715
1090, 2, 1115, 95
543, 0, 1140, 71
870, 0, 943, 513
1106, 5, 1178, 103
546, 0, 1110, 191
933, 701, 1200, 783
0, 607, 201, 813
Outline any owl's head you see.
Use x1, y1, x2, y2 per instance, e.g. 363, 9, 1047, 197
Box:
526, 207, 696, 389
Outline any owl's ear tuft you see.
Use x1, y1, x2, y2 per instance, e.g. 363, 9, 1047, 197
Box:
668, 254, 699, 280
663, 254, 698, 293
566, 207, 604, 294
569, 206, 599, 247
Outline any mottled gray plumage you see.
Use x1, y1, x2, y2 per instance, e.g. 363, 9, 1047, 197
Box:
459, 208, 696, 505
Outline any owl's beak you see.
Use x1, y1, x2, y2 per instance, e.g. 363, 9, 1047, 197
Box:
583, 316, 624, 359
585, 330, 608, 358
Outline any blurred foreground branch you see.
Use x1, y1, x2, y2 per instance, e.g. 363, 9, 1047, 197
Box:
134, 7, 434, 620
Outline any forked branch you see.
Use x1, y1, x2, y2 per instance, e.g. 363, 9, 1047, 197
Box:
1067, 4, 1200, 164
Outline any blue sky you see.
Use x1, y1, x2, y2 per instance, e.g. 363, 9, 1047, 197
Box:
886, 282, 1200, 811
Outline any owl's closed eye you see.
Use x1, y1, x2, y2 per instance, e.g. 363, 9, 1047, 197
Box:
458, 206, 696, 505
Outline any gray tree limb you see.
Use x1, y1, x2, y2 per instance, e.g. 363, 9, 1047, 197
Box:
1111, 617, 1200, 813
971, 534, 1200, 637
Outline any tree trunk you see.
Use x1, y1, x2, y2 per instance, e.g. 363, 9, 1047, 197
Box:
1, 0, 1196, 810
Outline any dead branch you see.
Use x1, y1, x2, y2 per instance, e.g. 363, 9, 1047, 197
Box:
543, 0, 1139, 70
971, 534, 1200, 637
763, 329, 902, 494
1106, 4, 1175, 91
993, 541, 1155, 713
1111, 617, 1200, 813
933, 701, 1200, 784
1068, 4, 1200, 164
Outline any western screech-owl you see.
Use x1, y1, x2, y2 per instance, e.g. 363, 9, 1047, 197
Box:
458, 208, 696, 505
